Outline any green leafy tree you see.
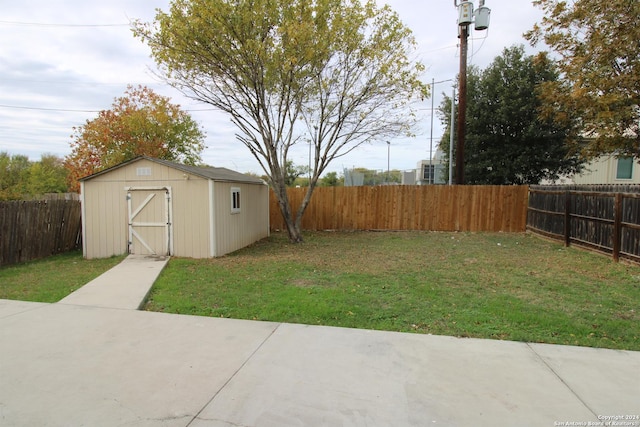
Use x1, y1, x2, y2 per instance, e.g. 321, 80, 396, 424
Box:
283, 161, 310, 187
25, 154, 68, 196
64, 85, 205, 192
386, 170, 402, 185
438, 46, 583, 184
134, 0, 427, 242
319, 171, 342, 187
526, 0, 640, 158
348, 167, 400, 185
0, 153, 68, 200
0, 153, 30, 200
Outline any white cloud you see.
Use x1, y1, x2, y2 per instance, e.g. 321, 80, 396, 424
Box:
0, 0, 546, 174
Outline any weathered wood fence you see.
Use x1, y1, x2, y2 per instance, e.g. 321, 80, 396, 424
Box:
0, 199, 82, 266
527, 185, 640, 262
270, 185, 529, 232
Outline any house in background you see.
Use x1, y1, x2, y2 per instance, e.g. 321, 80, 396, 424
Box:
80, 156, 269, 259
551, 155, 640, 185
414, 149, 448, 185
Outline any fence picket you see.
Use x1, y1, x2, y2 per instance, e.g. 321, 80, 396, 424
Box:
270, 185, 529, 233
527, 185, 640, 262
0, 199, 82, 266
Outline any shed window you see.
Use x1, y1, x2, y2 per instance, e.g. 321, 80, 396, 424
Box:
231, 187, 241, 213
616, 157, 633, 180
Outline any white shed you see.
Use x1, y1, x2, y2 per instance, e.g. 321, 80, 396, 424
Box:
80, 156, 269, 259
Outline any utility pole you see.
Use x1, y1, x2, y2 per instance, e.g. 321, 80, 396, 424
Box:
453, 0, 491, 185
429, 78, 435, 185
456, 24, 468, 185
449, 86, 456, 185
386, 141, 390, 184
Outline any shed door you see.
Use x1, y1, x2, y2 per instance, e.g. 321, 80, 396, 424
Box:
126, 187, 173, 256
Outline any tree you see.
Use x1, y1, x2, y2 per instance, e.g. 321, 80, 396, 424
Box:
526, 0, 640, 158
438, 46, 583, 184
319, 171, 341, 187
64, 85, 205, 191
283, 161, 310, 187
0, 153, 69, 200
0, 153, 30, 200
25, 154, 68, 196
134, 0, 427, 242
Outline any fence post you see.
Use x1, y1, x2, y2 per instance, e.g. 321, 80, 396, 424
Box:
564, 190, 571, 247
613, 193, 622, 262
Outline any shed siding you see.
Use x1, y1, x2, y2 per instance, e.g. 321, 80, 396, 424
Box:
83, 158, 267, 259
83, 159, 211, 259
171, 178, 210, 258
214, 182, 269, 256
83, 180, 128, 258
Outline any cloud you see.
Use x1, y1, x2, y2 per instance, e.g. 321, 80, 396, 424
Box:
0, 0, 549, 174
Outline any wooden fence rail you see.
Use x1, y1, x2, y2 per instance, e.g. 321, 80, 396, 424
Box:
1, 186, 526, 267
270, 185, 529, 233
0, 200, 82, 266
527, 185, 640, 262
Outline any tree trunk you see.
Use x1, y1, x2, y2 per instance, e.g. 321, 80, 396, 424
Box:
272, 178, 304, 243
280, 202, 303, 243
293, 180, 318, 236
285, 217, 303, 243
272, 176, 320, 244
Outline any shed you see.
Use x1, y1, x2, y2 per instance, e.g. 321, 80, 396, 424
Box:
80, 156, 269, 259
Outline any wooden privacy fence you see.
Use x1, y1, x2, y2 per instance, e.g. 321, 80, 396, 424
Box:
527, 185, 640, 262
270, 185, 529, 232
0, 199, 82, 266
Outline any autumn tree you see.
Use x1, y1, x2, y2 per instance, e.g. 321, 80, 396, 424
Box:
526, 0, 640, 158
438, 46, 583, 184
134, 0, 427, 243
64, 85, 205, 191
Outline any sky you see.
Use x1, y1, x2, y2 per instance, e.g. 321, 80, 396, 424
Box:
0, 0, 546, 176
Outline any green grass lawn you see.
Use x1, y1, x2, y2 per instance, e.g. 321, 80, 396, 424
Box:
145, 231, 640, 351
0, 251, 126, 303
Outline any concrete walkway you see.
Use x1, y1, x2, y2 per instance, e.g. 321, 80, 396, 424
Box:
58, 254, 170, 310
1, 255, 638, 426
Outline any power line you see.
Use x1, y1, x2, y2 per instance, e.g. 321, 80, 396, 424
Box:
0, 103, 216, 113
0, 20, 129, 28
419, 44, 458, 54
1, 78, 158, 87
0, 104, 100, 113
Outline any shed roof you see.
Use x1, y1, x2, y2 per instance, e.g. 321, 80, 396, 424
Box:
80, 156, 265, 185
